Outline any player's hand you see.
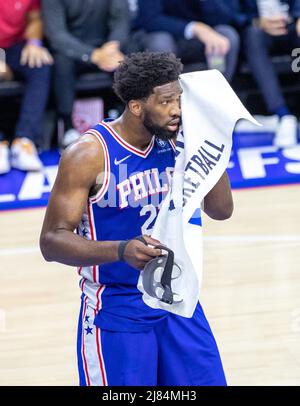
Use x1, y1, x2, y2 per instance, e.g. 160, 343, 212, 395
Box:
296, 18, 300, 37
259, 16, 288, 36
123, 235, 162, 270
192, 22, 230, 56
91, 41, 124, 72
20, 44, 53, 68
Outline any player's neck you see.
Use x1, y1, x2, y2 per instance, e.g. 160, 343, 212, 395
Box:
110, 112, 153, 151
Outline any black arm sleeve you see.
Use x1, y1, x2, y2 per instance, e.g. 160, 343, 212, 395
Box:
42, 0, 94, 62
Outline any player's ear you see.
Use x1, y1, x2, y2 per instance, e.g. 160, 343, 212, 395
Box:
128, 100, 143, 117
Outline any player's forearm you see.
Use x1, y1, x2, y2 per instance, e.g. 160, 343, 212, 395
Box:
40, 229, 119, 267
203, 171, 233, 220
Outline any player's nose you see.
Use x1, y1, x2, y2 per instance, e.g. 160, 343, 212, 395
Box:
170, 103, 181, 117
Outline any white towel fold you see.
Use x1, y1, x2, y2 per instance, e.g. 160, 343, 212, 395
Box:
138, 70, 259, 317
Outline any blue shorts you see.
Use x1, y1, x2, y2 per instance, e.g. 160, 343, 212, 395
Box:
77, 299, 227, 386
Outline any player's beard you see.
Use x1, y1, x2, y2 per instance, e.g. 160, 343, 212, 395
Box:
143, 112, 180, 141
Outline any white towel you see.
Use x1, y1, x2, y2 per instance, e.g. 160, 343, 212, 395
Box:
138, 70, 259, 317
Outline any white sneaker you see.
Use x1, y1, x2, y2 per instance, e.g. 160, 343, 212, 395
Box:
0, 141, 10, 175
273, 115, 298, 148
11, 137, 43, 171
62, 129, 81, 149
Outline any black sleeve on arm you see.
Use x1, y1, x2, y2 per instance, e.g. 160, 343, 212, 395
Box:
241, 0, 259, 20
42, 0, 94, 62
136, 0, 188, 39
292, 0, 300, 18
108, 0, 130, 48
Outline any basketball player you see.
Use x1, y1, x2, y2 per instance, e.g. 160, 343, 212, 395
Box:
40, 52, 233, 386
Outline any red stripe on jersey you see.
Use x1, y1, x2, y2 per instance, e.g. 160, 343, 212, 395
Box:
100, 121, 154, 158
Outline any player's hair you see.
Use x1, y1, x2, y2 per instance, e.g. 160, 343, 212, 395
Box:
113, 52, 183, 104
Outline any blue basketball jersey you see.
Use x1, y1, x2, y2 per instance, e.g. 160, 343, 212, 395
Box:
77, 120, 176, 332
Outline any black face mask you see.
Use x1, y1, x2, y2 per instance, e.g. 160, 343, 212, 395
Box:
136, 236, 182, 305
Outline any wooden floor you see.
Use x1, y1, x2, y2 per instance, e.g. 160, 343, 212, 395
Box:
0, 185, 300, 386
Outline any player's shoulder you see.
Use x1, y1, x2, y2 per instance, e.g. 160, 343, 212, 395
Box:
59, 132, 104, 172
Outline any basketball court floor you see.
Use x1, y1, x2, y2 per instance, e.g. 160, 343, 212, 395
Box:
0, 127, 300, 386
0, 184, 299, 386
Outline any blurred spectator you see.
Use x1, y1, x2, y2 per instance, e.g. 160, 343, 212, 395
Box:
133, 0, 249, 82
42, 0, 130, 148
243, 0, 300, 147
0, 0, 53, 175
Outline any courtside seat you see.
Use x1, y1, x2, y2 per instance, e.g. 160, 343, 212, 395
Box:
182, 55, 300, 112
0, 80, 24, 98
183, 55, 295, 76
183, 62, 207, 73
0, 71, 113, 99
236, 55, 300, 107
75, 71, 112, 92
0, 56, 298, 103
240, 54, 294, 75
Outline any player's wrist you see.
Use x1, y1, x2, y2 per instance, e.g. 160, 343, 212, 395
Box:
118, 240, 130, 261
118, 236, 147, 262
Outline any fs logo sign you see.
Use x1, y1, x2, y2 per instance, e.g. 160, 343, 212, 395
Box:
292, 48, 300, 73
